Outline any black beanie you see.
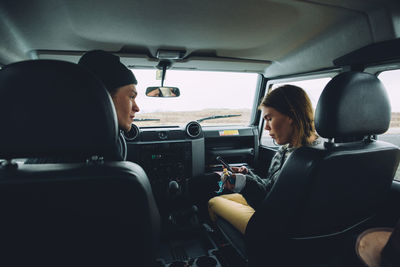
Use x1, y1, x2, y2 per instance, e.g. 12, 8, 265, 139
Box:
78, 50, 137, 95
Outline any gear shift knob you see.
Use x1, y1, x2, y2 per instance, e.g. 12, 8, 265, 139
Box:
168, 180, 180, 196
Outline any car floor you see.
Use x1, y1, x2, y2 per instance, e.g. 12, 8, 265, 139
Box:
156, 206, 248, 267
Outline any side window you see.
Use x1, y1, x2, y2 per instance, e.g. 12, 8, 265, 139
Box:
260, 77, 331, 147
378, 69, 400, 181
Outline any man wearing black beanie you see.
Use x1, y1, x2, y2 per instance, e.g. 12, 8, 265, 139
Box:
25, 50, 139, 163
78, 50, 140, 133
78, 50, 140, 161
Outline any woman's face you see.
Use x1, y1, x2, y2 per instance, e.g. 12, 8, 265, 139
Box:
111, 84, 140, 132
262, 106, 295, 146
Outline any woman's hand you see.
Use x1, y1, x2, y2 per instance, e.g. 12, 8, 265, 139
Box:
220, 172, 236, 191
231, 166, 248, 174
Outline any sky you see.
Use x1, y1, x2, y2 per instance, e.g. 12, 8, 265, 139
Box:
132, 69, 259, 113
271, 70, 400, 112
270, 77, 331, 111
378, 69, 400, 112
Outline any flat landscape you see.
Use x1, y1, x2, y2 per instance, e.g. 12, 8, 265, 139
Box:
134, 108, 252, 127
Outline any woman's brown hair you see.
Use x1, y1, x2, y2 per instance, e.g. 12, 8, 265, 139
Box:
259, 85, 317, 147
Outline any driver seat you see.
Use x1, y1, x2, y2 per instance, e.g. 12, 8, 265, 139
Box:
0, 60, 160, 266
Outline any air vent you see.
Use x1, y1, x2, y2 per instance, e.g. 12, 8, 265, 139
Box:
123, 124, 140, 141
185, 121, 202, 138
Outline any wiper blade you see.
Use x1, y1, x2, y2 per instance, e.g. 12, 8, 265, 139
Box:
133, 118, 160, 121
196, 114, 241, 123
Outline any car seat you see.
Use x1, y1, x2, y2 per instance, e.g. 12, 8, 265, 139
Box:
0, 60, 160, 266
214, 71, 400, 266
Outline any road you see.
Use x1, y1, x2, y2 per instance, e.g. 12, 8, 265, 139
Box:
378, 133, 400, 147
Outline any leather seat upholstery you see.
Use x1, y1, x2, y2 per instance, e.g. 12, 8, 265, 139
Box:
0, 60, 160, 266
216, 71, 400, 266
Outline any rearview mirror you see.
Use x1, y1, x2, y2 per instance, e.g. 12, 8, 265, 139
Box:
145, 87, 180, 97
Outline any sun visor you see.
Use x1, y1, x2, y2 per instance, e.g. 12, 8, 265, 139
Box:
36, 50, 270, 73
169, 56, 270, 73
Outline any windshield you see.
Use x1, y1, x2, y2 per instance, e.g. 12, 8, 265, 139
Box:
132, 69, 259, 127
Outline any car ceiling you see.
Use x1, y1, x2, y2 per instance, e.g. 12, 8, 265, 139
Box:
0, 0, 399, 77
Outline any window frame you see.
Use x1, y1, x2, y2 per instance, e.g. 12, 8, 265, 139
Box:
373, 66, 400, 182
130, 68, 262, 128
259, 70, 339, 147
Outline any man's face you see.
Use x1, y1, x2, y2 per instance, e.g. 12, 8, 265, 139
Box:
111, 84, 139, 132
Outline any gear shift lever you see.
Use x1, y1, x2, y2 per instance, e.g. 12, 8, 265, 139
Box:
168, 180, 180, 198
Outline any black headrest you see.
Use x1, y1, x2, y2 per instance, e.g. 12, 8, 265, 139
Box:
315, 71, 390, 139
0, 60, 120, 160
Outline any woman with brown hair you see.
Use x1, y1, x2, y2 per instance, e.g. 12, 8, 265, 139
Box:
207, 84, 319, 234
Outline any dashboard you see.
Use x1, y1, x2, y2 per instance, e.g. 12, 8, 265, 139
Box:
124, 121, 259, 201
125, 121, 204, 197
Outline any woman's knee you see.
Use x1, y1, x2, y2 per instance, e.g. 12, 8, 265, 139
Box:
208, 196, 220, 210
208, 196, 221, 221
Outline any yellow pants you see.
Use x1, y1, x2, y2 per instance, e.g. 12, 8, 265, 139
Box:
208, 193, 255, 234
